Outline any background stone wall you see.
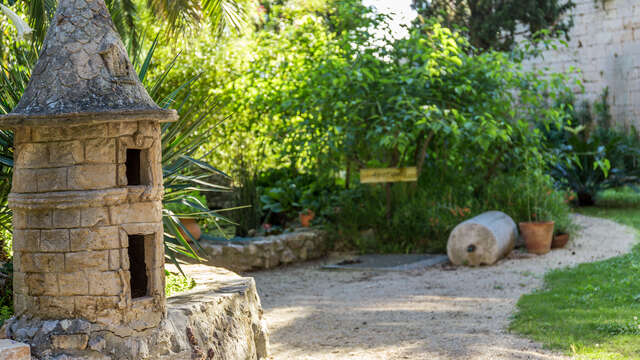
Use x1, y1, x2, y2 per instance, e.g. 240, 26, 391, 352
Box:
522, 0, 640, 128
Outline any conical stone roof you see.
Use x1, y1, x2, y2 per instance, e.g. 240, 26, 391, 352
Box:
0, 0, 177, 126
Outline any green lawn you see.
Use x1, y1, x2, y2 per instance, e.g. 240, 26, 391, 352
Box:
510, 206, 640, 359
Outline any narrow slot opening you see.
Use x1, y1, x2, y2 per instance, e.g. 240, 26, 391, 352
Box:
125, 149, 142, 186
128, 234, 149, 299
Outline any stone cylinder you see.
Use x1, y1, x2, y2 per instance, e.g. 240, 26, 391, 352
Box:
447, 211, 517, 266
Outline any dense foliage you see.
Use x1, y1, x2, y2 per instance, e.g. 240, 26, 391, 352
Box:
545, 90, 640, 206
149, 0, 578, 252
411, 0, 575, 51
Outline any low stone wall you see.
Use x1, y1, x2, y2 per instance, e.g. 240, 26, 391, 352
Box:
2, 265, 269, 359
201, 229, 328, 272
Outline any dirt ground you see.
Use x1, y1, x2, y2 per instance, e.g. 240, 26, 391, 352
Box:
250, 214, 636, 360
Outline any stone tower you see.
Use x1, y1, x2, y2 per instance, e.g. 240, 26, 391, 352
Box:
0, 0, 177, 356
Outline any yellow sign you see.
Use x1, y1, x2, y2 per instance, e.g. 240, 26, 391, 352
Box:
360, 167, 418, 184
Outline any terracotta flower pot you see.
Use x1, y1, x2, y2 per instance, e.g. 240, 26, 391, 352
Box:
519, 221, 555, 255
178, 218, 201, 241
299, 210, 315, 227
552, 233, 570, 249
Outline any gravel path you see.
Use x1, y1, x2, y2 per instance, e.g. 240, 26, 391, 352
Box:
251, 214, 637, 360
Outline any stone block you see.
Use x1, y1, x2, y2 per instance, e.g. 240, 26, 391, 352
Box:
36, 167, 68, 192
12, 294, 26, 314
109, 249, 120, 270
58, 272, 89, 296
67, 164, 117, 190
138, 121, 160, 137
109, 122, 137, 139
31, 253, 64, 272
49, 140, 83, 166
110, 201, 162, 224
51, 334, 88, 350
72, 124, 109, 140
0, 339, 31, 360
31, 127, 67, 142
88, 271, 121, 296
85, 138, 116, 163
12, 210, 27, 229
25, 273, 58, 296
12, 272, 26, 295
26, 210, 52, 228
15, 142, 49, 168
11, 168, 38, 193
53, 208, 81, 228
120, 223, 162, 236
65, 251, 109, 272
120, 248, 130, 270
74, 296, 97, 322
116, 164, 127, 186
70, 226, 119, 251
38, 296, 75, 318
80, 207, 110, 227
12, 230, 40, 252
40, 229, 70, 252
14, 128, 31, 144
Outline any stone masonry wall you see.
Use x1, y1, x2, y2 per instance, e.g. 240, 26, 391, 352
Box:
10, 121, 165, 331
522, 0, 640, 129
202, 230, 328, 272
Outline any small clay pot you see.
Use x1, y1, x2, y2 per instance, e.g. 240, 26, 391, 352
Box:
299, 210, 315, 227
519, 221, 555, 255
552, 233, 570, 249
178, 218, 202, 241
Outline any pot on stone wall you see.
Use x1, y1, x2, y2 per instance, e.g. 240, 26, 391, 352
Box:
519, 221, 554, 255
179, 218, 202, 241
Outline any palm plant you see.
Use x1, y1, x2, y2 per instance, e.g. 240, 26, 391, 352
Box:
15, 0, 246, 51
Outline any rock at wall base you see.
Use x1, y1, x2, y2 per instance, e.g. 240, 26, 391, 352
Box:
0, 339, 31, 360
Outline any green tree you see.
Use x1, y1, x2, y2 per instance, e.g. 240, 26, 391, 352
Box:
411, 0, 575, 52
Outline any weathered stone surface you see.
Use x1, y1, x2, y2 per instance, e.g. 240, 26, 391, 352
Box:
26, 210, 52, 228
65, 251, 109, 272
36, 167, 68, 192
85, 138, 116, 163
0, 339, 30, 360
40, 229, 70, 252
79, 207, 110, 227
109, 201, 162, 224
12, 230, 39, 252
11, 169, 38, 193
49, 141, 83, 166
51, 334, 88, 350
67, 164, 116, 190
88, 271, 121, 296
58, 272, 89, 296
69, 226, 119, 251
53, 208, 81, 228
25, 273, 58, 296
